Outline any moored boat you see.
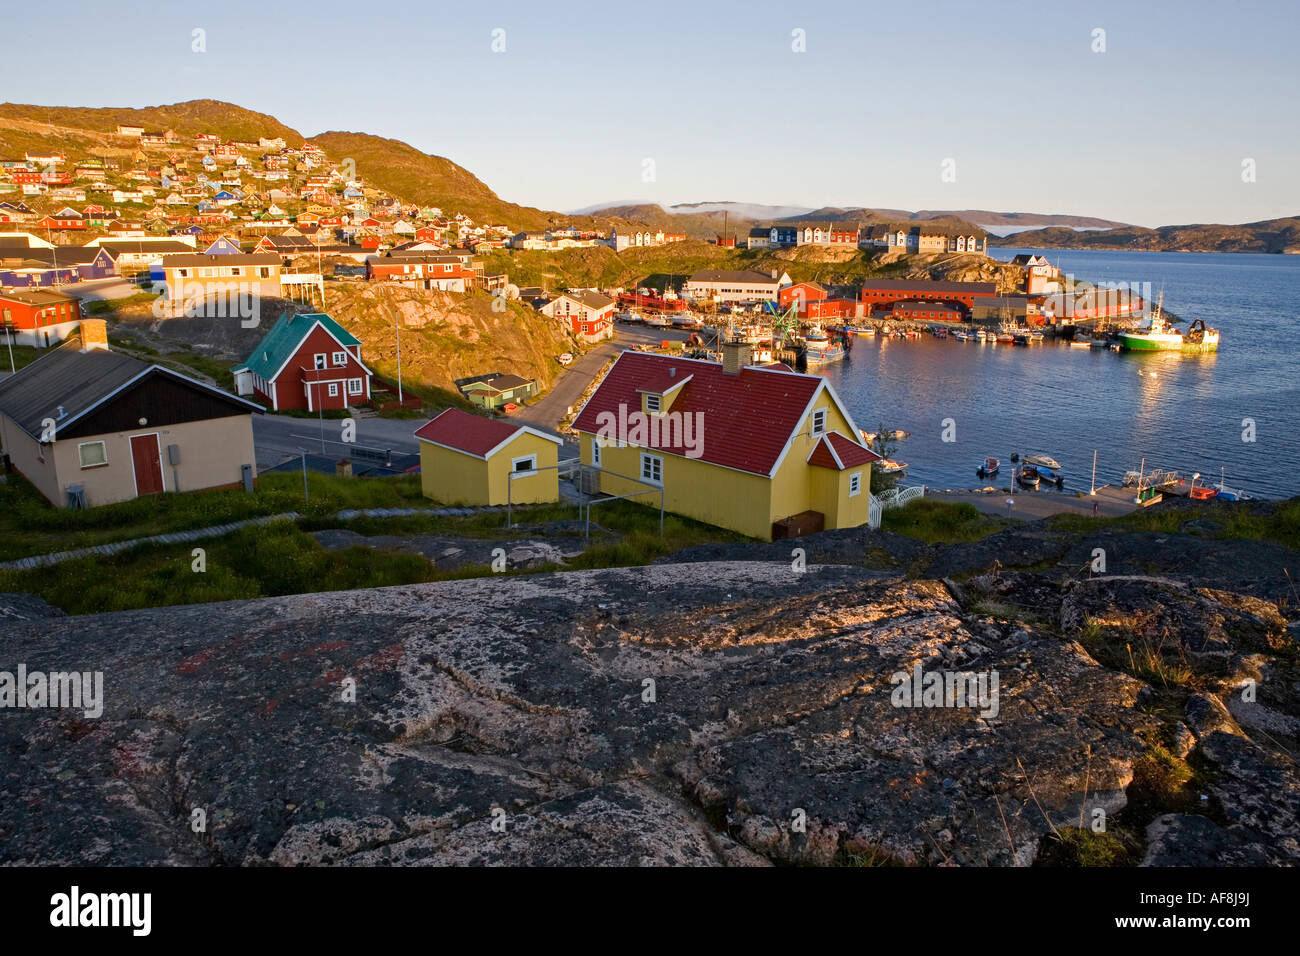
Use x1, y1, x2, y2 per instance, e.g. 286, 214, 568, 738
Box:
1016, 465, 1041, 489
977, 456, 999, 478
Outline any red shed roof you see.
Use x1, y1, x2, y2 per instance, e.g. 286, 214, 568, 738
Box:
808, 432, 881, 471
414, 407, 560, 459
573, 351, 850, 477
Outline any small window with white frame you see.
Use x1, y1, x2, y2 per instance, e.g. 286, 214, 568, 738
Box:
645, 393, 662, 413
332, 350, 347, 366
849, 471, 862, 497
640, 452, 663, 485
328, 383, 339, 397
591, 437, 601, 467
348, 378, 363, 395
78, 440, 108, 468
512, 454, 538, 475
811, 408, 827, 435
314, 353, 327, 370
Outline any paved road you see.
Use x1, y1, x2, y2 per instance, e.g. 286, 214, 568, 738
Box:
253, 413, 424, 471
511, 325, 691, 433
929, 483, 1141, 520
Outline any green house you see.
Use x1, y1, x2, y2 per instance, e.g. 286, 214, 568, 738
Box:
460, 373, 537, 411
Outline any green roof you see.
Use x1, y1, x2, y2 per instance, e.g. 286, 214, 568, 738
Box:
234, 312, 360, 380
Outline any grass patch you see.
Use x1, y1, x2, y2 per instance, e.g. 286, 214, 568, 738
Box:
882, 499, 1010, 544
0, 343, 41, 372
160, 352, 236, 391
1046, 499, 1300, 550
1036, 827, 1133, 867
1075, 614, 1197, 689
0, 470, 428, 562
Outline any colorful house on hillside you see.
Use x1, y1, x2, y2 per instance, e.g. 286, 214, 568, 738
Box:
456, 373, 538, 411
232, 312, 372, 412
538, 290, 615, 343
0, 288, 83, 346
414, 407, 561, 506
571, 343, 880, 540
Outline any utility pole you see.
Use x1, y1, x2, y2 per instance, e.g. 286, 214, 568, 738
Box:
395, 310, 404, 403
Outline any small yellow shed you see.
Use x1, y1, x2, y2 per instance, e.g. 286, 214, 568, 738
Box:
414, 408, 561, 506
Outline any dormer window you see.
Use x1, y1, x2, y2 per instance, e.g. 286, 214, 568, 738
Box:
645, 393, 662, 413
812, 409, 827, 435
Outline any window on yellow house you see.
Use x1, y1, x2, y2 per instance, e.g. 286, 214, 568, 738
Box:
849, 472, 862, 497
812, 409, 827, 435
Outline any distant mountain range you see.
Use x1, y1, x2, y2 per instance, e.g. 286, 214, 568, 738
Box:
990, 218, 1300, 254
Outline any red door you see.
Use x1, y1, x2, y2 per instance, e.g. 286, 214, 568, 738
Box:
130, 434, 165, 496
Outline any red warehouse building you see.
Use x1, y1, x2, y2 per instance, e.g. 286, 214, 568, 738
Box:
0, 289, 83, 347
859, 279, 996, 314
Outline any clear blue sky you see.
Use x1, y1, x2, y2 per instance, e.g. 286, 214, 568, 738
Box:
5, 0, 1297, 226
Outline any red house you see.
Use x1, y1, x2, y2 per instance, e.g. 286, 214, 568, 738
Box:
37, 209, 86, 230
232, 312, 372, 412
0, 289, 83, 346
414, 226, 444, 243
778, 281, 829, 311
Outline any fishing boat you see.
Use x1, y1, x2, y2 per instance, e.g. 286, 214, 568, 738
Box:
802, 325, 847, 366
951, 330, 970, 341
1118, 293, 1220, 353
1069, 339, 1092, 349
875, 459, 908, 475
977, 456, 999, 478
1188, 473, 1218, 501
1022, 454, 1062, 471
643, 314, 670, 328
994, 331, 1015, 344
845, 324, 875, 337
1016, 465, 1041, 489
1029, 330, 1044, 342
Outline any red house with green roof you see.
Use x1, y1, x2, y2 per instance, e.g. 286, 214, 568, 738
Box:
231, 312, 372, 412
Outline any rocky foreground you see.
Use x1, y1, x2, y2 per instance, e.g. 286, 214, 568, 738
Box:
1, 506, 1297, 866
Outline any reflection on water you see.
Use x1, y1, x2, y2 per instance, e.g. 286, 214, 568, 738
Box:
821, 249, 1300, 499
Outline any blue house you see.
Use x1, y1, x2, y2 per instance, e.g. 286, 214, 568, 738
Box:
770, 225, 798, 247
204, 235, 241, 255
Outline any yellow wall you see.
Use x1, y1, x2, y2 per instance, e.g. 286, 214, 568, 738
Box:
576, 388, 871, 540
421, 431, 558, 506
1, 413, 256, 508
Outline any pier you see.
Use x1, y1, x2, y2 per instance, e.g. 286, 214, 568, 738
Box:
928, 483, 1142, 520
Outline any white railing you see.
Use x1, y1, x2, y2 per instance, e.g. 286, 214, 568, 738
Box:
870, 484, 926, 528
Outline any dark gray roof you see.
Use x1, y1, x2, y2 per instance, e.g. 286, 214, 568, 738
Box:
0, 340, 151, 438
0, 337, 261, 440
100, 240, 193, 255
688, 269, 781, 284
161, 252, 281, 267
861, 279, 997, 294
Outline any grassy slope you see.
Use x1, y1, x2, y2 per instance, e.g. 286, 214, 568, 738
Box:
0, 100, 304, 165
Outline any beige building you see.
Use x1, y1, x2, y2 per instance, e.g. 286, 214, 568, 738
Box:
160, 252, 284, 314
0, 321, 261, 508
685, 269, 792, 304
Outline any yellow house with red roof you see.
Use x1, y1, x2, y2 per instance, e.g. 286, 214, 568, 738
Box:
571, 342, 879, 540
414, 408, 562, 506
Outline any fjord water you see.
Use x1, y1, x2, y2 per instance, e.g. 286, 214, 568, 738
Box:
820, 248, 1300, 499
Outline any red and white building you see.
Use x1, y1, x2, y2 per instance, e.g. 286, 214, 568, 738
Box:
232, 312, 372, 412
538, 290, 615, 343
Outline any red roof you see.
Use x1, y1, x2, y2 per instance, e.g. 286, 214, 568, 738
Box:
572, 352, 834, 476
414, 408, 543, 458
808, 432, 880, 471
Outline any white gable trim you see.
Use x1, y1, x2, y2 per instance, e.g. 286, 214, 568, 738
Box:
265, 318, 372, 385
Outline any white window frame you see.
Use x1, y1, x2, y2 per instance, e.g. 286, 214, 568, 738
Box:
849, 471, 862, 497
314, 353, 327, 370
327, 383, 339, 397
811, 408, 827, 435
77, 440, 108, 469
640, 452, 663, 485
511, 454, 538, 476
591, 437, 602, 467
645, 393, 662, 414
332, 350, 347, 367
348, 377, 363, 395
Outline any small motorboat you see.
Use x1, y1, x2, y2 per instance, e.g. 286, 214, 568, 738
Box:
1022, 454, 1062, 471
975, 328, 988, 340
885, 429, 911, 441
977, 456, 1000, 478
875, 459, 908, 474
1017, 465, 1041, 489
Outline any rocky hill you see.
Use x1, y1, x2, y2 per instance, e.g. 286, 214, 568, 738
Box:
3, 497, 1296, 866
322, 284, 575, 393
993, 216, 1300, 254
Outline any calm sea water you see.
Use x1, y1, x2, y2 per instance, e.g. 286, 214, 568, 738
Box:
818, 248, 1300, 499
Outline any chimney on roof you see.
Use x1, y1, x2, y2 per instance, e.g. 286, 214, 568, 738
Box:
722, 340, 751, 375
79, 318, 109, 351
